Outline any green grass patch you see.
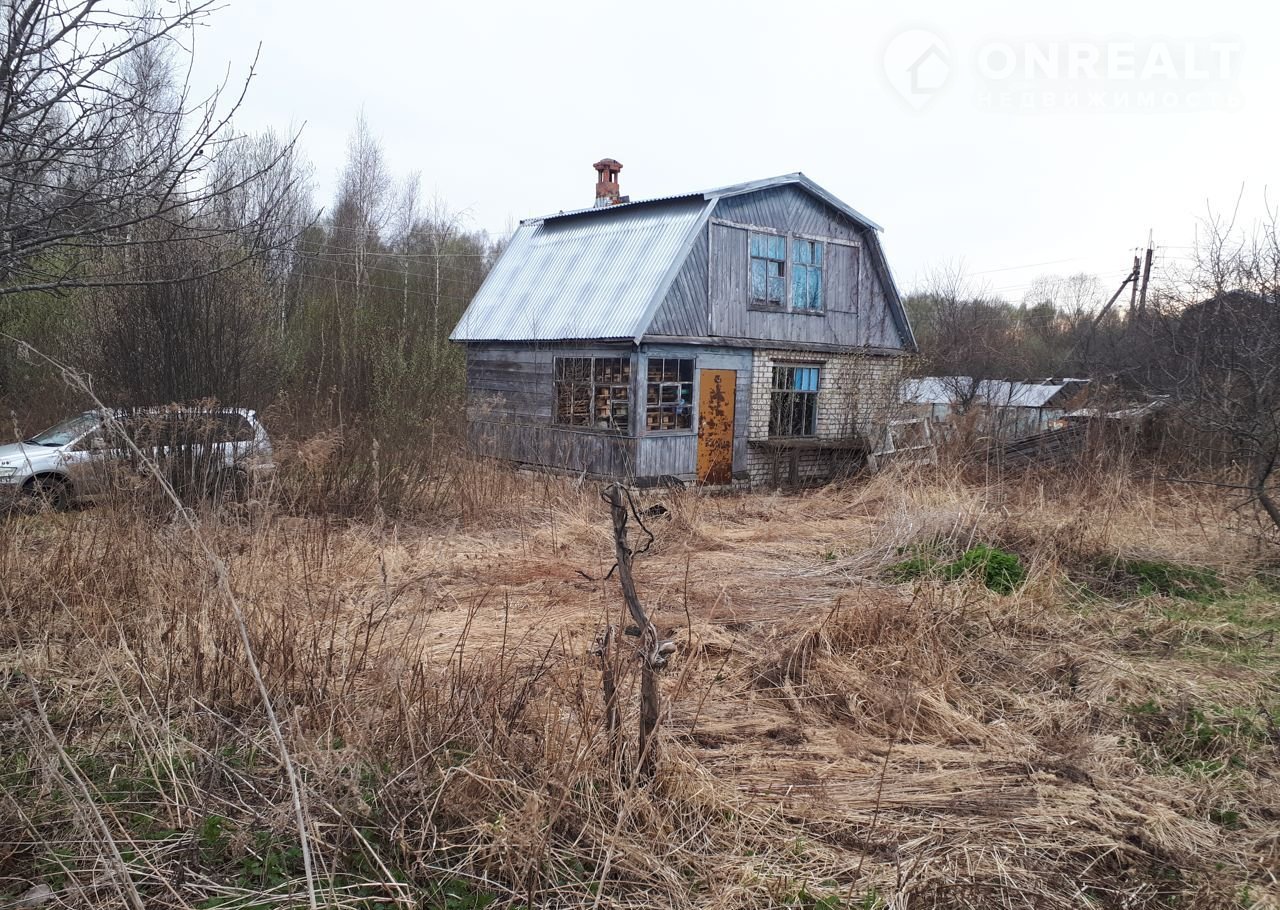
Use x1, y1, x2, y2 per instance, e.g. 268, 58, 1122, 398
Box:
888, 544, 1026, 595
1124, 698, 1279, 776
1153, 588, 1280, 667
1112, 558, 1224, 602
1209, 806, 1244, 830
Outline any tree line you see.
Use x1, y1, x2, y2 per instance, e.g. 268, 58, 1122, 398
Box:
0, 2, 499, 445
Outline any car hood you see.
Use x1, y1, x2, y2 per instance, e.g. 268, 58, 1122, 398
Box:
0, 441, 60, 468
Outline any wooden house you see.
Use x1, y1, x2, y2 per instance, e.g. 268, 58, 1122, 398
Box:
450, 160, 917, 486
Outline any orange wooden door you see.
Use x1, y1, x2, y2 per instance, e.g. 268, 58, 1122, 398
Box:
696, 369, 735, 484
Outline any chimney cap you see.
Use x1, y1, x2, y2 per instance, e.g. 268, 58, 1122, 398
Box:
593, 157, 623, 172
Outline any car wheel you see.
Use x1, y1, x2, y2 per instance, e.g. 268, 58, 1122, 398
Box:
25, 475, 71, 511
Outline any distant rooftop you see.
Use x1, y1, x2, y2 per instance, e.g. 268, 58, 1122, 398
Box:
902, 377, 1090, 409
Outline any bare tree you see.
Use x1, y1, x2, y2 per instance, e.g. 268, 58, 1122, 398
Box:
905, 263, 1018, 412
1152, 202, 1280, 536
0, 1, 303, 298
204, 128, 315, 330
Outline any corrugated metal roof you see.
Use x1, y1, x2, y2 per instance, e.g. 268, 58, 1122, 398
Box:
534, 193, 703, 224
451, 173, 897, 344
902, 377, 1090, 409
450, 196, 712, 343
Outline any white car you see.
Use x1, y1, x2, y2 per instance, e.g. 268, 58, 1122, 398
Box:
0, 408, 275, 509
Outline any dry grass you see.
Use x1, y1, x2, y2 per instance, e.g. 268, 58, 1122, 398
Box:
1, 457, 1278, 909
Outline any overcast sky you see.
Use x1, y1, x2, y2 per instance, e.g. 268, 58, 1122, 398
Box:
192, 0, 1279, 300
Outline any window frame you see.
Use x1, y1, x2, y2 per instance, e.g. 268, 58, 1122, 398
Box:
790, 235, 826, 314
553, 355, 633, 433
644, 357, 696, 434
716, 218, 860, 317
768, 362, 822, 438
747, 229, 788, 310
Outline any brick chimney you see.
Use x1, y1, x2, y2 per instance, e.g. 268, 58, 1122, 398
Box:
593, 158, 625, 207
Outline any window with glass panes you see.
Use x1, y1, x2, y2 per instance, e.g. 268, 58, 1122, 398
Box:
553, 356, 631, 431
791, 239, 824, 311
749, 231, 786, 307
645, 358, 694, 430
769, 364, 820, 437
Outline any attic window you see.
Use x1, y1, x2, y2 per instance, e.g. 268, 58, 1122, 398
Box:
749, 232, 786, 307
792, 239, 824, 311
554, 356, 631, 431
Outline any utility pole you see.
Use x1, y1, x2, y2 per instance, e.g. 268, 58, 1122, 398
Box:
1072, 254, 1140, 368
1129, 252, 1140, 314
1138, 230, 1155, 316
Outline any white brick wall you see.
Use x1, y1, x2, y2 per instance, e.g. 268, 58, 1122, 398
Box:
746, 350, 908, 484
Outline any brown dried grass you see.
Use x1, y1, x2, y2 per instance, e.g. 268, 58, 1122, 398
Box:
1, 458, 1277, 909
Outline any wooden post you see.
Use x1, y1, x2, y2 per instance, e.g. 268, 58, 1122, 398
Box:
597, 624, 623, 775
1129, 253, 1140, 314
603, 482, 662, 781
1138, 232, 1155, 315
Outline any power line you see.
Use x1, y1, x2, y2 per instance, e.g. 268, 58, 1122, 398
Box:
288, 269, 480, 309
969, 255, 1102, 275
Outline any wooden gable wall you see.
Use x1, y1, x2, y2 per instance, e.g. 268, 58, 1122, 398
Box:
644, 184, 909, 351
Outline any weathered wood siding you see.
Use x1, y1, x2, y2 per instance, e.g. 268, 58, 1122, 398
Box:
704, 185, 906, 350
466, 342, 754, 482
465, 343, 638, 478
647, 226, 710, 337
712, 184, 864, 243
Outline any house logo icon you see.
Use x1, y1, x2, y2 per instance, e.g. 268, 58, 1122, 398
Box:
883, 29, 951, 110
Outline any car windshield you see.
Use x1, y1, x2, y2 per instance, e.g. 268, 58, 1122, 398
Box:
27, 413, 100, 447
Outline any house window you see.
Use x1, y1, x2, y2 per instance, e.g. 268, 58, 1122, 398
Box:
645, 358, 694, 430
792, 239, 824, 312
749, 231, 786, 307
769, 364, 820, 437
554, 356, 631, 431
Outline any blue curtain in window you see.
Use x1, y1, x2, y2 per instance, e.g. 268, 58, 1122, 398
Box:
795, 367, 818, 391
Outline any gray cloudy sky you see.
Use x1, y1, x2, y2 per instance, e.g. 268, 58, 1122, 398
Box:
192, 0, 1279, 299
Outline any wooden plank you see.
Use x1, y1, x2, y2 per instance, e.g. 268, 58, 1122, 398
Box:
637, 434, 696, 477
713, 186, 862, 244
466, 346, 553, 366
643, 334, 907, 357
467, 377, 543, 394
467, 360, 547, 376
